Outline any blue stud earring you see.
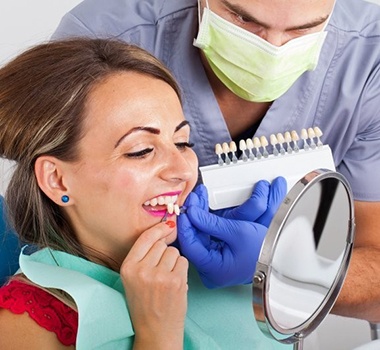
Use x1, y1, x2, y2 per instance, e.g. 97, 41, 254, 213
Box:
61, 195, 70, 203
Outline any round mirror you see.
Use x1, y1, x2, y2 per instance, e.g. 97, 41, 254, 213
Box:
252, 169, 355, 349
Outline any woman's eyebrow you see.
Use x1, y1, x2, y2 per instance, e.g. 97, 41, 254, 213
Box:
114, 126, 160, 149
175, 120, 190, 132
114, 121, 190, 149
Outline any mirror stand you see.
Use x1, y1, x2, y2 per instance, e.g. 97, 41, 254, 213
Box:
293, 338, 304, 350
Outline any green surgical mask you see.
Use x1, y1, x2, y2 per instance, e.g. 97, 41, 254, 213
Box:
194, 6, 328, 102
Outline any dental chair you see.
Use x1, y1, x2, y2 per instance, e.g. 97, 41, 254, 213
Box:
0, 195, 21, 285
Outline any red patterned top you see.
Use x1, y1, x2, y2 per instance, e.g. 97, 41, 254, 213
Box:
0, 279, 78, 346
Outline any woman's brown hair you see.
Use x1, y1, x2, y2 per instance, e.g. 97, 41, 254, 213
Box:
0, 38, 181, 259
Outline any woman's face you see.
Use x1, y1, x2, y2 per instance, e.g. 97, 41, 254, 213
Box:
61, 72, 198, 264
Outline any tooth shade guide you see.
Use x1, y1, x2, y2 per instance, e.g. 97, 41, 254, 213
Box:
269, 134, 277, 145
276, 133, 285, 144
301, 128, 310, 151
284, 131, 293, 154
246, 138, 255, 160
314, 126, 323, 147
260, 136, 269, 158
307, 127, 316, 138
276, 133, 286, 155
215, 143, 223, 155
291, 130, 299, 141
222, 142, 231, 165
239, 139, 249, 162
239, 139, 247, 150
291, 130, 300, 152
165, 203, 181, 216
253, 137, 261, 148
270, 134, 279, 156
253, 137, 262, 159
307, 128, 317, 150
215, 143, 224, 166
260, 136, 269, 147
222, 142, 230, 153
284, 132, 291, 143
212, 127, 325, 165
200, 145, 335, 210
229, 141, 239, 163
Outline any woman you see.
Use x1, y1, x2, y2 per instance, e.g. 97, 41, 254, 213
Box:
0, 39, 287, 349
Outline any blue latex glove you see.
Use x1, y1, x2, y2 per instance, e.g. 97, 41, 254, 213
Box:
177, 185, 268, 288
213, 176, 287, 227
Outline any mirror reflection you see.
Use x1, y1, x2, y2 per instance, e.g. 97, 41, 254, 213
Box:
253, 169, 355, 347
269, 176, 349, 329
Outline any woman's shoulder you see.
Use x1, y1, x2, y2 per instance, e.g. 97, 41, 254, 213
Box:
0, 277, 78, 347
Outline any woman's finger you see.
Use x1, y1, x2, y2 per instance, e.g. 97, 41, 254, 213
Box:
124, 221, 176, 263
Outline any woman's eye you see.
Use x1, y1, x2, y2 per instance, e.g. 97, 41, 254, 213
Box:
124, 148, 154, 158
175, 142, 195, 151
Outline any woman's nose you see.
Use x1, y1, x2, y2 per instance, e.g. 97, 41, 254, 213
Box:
160, 148, 195, 183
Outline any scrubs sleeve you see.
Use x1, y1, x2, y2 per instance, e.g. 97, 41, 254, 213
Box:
337, 63, 380, 201
52, 0, 164, 52
52, 13, 95, 39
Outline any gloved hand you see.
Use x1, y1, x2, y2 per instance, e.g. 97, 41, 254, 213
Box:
213, 176, 287, 227
177, 184, 268, 288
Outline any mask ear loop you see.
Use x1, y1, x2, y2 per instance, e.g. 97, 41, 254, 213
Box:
197, 0, 210, 23
322, 0, 336, 31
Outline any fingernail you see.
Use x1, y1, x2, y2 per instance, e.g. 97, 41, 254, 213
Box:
165, 220, 176, 228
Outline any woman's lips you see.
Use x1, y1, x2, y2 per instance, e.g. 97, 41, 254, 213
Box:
143, 206, 173, 218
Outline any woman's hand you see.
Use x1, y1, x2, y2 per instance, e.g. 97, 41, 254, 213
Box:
120, 221, 188, 350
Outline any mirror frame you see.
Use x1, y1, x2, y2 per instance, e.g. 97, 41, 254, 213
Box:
252, 169, 355, 345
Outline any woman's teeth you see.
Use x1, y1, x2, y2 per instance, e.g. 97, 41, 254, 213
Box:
144, 195, 181, 216
144, 195, 178, 206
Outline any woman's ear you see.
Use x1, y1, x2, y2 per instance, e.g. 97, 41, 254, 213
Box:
34, 156, 71, 206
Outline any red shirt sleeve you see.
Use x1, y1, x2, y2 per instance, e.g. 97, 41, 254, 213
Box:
0, 279, 78, 346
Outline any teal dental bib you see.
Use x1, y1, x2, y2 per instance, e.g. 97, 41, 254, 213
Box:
19, 248, 133, 349
18, 248, 221, 349
18, 248, 286, 349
